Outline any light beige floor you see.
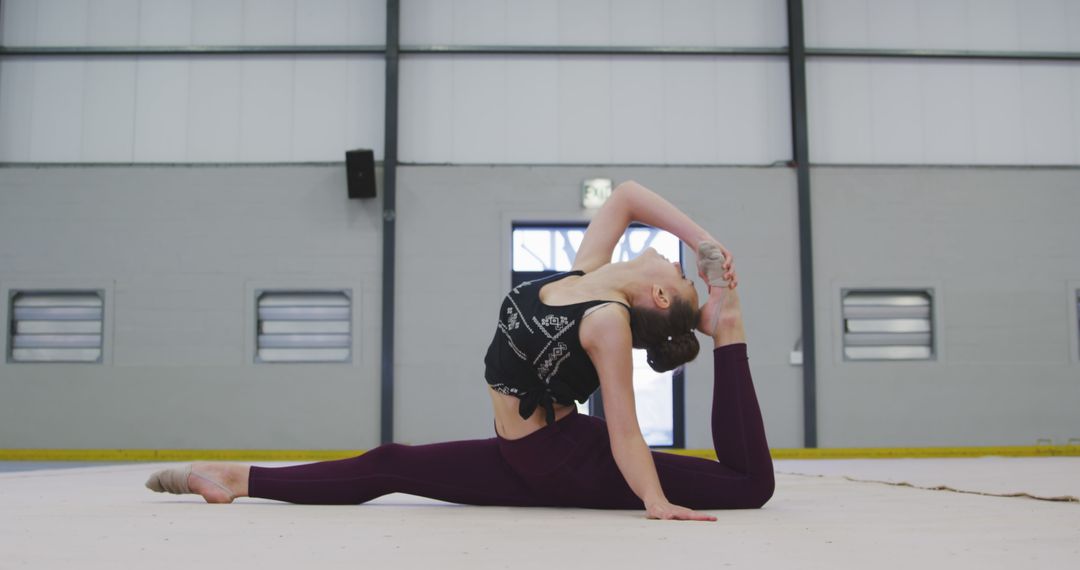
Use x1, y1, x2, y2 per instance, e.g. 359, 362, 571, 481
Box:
2, 458, 1078, 569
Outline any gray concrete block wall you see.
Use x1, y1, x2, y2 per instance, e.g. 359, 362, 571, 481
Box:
2, 164, 1078, 451
812, 167, 1080, 446
0, 166, 385, 450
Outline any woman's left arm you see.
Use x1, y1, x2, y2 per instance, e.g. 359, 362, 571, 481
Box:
610, 180, 716, 248
573, 180, 732, 276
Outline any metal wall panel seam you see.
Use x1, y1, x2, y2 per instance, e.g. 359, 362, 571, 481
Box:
787, 0, 818, 448
6, 46, 1080, 62
379, 0, 400, 445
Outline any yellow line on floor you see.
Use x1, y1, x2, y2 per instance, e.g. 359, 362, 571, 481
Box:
2, 446, 1079, 462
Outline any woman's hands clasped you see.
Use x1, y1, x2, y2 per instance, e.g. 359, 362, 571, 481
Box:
645, 499, 718, 522
696, 239, 737, 291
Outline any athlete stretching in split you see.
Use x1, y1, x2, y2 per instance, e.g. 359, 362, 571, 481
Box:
147, 181, 775, 521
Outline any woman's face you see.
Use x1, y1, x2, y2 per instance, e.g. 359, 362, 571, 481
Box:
642, 247, 699, 308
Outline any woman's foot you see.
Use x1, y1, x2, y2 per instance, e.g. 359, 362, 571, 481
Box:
696, 241, 734, 289
145, 462, 249, 504
696, 240, 745, 346
698, 285, 746, 347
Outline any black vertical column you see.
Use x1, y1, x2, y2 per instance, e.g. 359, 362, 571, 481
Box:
786, 0, 818, 448
379, 0, 400, 445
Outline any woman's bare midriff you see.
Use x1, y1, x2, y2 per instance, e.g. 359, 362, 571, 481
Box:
488, 385, 576, 440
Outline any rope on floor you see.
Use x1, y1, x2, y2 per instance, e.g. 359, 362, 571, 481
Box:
777, 470, 1079, 503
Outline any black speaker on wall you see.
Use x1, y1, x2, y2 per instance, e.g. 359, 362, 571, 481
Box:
345, 149, 376, 199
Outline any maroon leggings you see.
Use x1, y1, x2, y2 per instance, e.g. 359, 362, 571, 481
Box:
248, 343, 774, 510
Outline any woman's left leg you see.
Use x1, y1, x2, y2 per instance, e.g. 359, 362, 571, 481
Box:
160, 411, 590, 506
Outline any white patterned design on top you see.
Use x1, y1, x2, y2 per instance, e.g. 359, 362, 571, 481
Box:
494, 276, 588, 399
531, 315, 576, 365
537, 341, 568, 382
489, 383, 527, 397
506, 294, 534, 333
497, 321, 528, 360
505, 307, 521, 330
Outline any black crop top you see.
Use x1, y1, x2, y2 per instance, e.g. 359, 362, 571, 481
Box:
484, 271, 630, 426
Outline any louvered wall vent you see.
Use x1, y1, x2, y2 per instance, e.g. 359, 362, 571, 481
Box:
9, 291, 104, 363
256, 291, 351, 363
842, 290, 933, 361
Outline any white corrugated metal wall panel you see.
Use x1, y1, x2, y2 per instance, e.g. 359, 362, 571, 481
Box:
805, 0, 1080, 52
1, 0, 386, 46
0, 0, 386, 163
400, 0, 787, 47
0, 56, 385, 162
807, 59, 1080, 165
399, 55, 791, 164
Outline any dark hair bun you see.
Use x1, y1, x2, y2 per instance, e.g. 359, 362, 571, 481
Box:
645, 331, 700, 373
629, 298, 701, 372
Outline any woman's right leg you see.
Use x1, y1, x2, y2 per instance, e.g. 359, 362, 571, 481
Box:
659, 286, 774, 508
534, 288, 775, 510
649, 340, 775, 509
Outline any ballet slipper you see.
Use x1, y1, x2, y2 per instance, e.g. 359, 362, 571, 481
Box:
145, 464, 236, 502
145, 465, 191, 494
696, 241, 728, 289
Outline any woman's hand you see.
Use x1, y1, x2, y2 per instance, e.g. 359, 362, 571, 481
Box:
696, 240, 736, 290
645, 500, 718, 522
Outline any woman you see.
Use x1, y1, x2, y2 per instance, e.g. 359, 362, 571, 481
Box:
146, 181, 775, 521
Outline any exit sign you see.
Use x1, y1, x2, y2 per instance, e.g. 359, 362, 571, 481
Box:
582, 178, 613, 209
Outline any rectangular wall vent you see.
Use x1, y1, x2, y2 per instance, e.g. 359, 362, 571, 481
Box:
842, 290, 933, 361
9, 291, 104, 363
256, 291, 351, 363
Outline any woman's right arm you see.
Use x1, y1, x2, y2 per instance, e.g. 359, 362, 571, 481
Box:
580, 307, 717, 522
572, 180, 730, 274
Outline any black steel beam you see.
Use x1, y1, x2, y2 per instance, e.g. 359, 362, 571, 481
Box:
807, 47, 1080, 62
400, 45, 787, 57
0, 45, 384, 57
379, 0, 400, 445
786, 0, 818, 448
0, 45, 783, 59
6, 44, 1080, 63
